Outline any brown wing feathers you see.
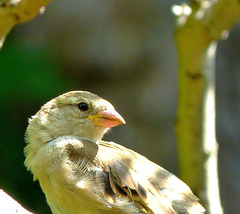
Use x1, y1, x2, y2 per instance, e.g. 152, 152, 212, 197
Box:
95, 141, 175, 213
66, 139, 204, 213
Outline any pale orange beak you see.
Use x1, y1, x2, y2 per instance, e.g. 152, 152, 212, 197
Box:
88, 108, 125, 128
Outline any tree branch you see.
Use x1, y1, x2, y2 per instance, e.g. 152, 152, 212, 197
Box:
0, 0, 52, 48
173, 0, 240, 213
0, 189, 33, 213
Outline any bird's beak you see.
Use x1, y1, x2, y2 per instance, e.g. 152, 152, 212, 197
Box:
88, 108, 125, 128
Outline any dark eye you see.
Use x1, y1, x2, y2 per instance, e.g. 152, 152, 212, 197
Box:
77, 102, 89, 111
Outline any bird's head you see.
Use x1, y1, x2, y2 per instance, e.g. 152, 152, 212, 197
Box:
25, 91, 125, 147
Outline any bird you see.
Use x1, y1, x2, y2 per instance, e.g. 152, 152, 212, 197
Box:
24, 90, 205, 214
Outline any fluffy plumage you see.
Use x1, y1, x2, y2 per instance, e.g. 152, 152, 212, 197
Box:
24, 91, 205, 214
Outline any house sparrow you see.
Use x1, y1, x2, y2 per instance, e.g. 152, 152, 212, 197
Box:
24, 91, 205, 214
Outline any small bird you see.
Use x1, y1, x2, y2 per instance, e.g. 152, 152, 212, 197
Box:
24, 91, 205, 214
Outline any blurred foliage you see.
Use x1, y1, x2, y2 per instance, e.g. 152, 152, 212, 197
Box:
0, 33, 73, 213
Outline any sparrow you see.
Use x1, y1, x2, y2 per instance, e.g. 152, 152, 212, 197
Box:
24, 90, 205, 214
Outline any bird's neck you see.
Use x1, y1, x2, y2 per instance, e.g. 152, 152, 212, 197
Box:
24, 119, 107, 161
24, 114, 108, 173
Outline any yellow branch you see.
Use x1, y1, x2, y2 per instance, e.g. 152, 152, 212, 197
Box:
173, 0, 240, 213
0, 0, 52, 48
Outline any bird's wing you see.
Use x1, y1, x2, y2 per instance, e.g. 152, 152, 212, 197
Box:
94, 141, 205, 214
65, 138, 204, 213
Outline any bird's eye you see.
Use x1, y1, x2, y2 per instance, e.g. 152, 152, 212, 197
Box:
77, 102, 89, 111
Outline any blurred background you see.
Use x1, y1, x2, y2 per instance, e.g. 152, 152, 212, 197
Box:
0, 0, 239, 213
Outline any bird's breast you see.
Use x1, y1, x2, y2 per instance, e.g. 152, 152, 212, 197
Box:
30, 136, 138, 214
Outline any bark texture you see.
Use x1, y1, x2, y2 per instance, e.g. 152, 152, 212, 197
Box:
173, 0, 240, 213
0, 0, 52, 48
